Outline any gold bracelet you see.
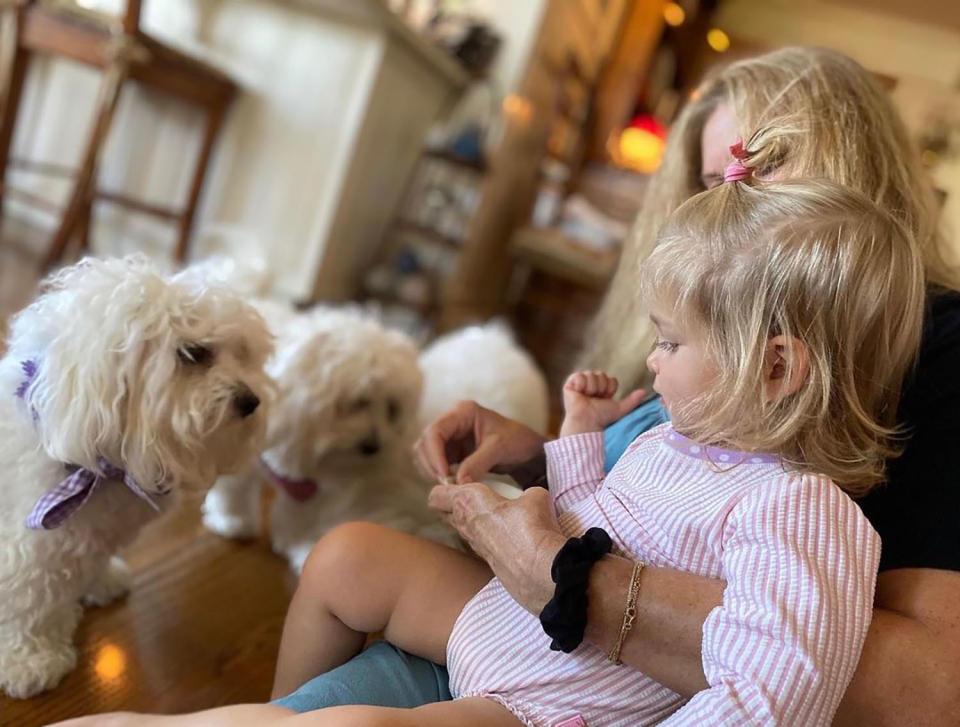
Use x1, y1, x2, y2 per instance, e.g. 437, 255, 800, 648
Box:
608, 560, 644, 664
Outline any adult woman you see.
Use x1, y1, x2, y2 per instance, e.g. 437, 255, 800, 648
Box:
54, 46, 960, 727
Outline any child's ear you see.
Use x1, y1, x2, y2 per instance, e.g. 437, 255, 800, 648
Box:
763, 335, 809, 402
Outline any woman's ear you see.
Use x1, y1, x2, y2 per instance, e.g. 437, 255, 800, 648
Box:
763, 335, 809, 402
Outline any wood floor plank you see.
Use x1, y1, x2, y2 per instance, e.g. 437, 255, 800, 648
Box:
0, 503, 297, 726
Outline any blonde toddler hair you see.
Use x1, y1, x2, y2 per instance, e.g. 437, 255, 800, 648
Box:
642, 175, 925, 494
584, 47, 953, 392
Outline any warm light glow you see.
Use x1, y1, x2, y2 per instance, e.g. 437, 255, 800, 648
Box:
663, 2, 685, 26
611, 127, 666, 174
502, 93, 533, 126
95, 644, 127, 681
707, 28, 731, 52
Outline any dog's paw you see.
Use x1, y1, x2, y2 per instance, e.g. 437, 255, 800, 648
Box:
282, 543, 315, 575
202, 508, 261, 539
201, 487, 261, 539
82, 556, 131, 607
0, 641, 77, 698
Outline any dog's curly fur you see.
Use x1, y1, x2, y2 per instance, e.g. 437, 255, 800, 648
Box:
0, 257, 272, 698
202, 305, 456, 573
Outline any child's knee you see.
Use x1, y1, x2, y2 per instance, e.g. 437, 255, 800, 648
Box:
299, 522, 396, 592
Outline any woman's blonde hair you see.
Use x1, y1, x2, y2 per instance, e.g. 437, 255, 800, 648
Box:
583, 46, 952, 391
642, 177, 926, 494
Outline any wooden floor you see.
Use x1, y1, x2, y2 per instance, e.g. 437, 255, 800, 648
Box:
0, 226, 299, 726
0, 502, 298, 726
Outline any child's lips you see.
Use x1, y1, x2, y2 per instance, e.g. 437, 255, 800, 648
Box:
653, 385, 669, 411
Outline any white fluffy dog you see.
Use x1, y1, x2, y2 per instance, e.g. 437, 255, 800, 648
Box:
202, 302, 551, 571
0, 257, 272, 698
419, 322, 550, 436
202, 305, 456, 573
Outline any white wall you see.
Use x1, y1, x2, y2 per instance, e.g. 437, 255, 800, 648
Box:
714, 0, 960, 256
466, 0, 546, 95
715, 0, 960, 85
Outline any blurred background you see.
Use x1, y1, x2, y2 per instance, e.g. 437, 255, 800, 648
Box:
1, 0, 959, 395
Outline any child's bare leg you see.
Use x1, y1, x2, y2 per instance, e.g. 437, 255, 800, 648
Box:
292, 697, 523, 727
55, 698, 523, 727
48, 704, 294, 727
271, 521, 492, 699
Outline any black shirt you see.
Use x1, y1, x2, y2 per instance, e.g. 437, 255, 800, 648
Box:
858, 288, 960, 572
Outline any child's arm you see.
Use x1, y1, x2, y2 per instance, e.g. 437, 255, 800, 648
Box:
547, 371, 645, 514
659, 475, 880, 727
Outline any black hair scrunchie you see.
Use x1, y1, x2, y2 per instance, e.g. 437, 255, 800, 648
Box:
538, 527, 612, 653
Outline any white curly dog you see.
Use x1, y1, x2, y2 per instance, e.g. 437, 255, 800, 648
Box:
202, 302, 550, 573
0, 257, 272, 698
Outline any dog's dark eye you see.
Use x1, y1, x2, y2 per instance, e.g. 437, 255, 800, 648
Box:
387, 398, 401, 423
178, 344, 214, 366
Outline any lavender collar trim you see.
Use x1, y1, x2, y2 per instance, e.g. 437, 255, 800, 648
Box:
663, 429, 780, 465
14, 359, 37, 400
26, 457, 160, 530
17, 359, 161, 530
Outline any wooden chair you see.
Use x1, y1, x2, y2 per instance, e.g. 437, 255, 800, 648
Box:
0, 0, 237, 268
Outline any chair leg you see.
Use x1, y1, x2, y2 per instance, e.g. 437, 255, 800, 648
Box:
174, 99, 227, 263
0, 3, 29, 213
42, 56, 129, 269
77, 198, 92, 254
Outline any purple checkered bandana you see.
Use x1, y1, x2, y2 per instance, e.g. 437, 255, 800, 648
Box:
17, 360, 161, 530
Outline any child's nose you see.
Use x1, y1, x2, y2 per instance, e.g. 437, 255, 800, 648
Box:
646, 350, 659, 374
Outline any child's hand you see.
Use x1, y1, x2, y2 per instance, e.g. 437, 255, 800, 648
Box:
560, 370, 646, 437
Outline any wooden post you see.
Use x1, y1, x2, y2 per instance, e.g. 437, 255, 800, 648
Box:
43, 50, 130, 269
438, 0, 629, 330
123, 0, 142, 35
175, 97, 228, 262
0, 2, 29, 213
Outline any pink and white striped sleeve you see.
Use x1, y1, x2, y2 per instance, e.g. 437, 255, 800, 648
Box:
543, 431, 606, 515
660, 474, 880, 727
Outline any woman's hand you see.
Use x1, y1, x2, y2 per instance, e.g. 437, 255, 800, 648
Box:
414, 400, 549, 487
428, 483, 566, 614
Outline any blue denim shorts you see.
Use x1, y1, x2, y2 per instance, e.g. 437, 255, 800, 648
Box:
271, 641, 451, 712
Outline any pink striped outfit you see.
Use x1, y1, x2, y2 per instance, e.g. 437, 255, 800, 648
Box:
446, 423, 880, 726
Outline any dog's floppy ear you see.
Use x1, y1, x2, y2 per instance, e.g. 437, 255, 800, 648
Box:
19, 258, 175, 485
265, 330, 340, 458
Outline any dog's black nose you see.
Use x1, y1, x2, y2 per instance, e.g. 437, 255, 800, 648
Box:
359, 435, 380, 456
234, 388, 260, 418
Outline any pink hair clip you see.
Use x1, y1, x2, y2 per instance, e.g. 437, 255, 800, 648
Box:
723, 138, 752, 183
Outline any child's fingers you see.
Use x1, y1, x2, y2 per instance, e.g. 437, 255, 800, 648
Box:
604, 376, 619, 398
589, 371, 616, 399
617, 388, 648, 417
588, 371, 607, 397
564, 371, 588, 393
566, 370, 619, 398
581, 371, 596, 395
